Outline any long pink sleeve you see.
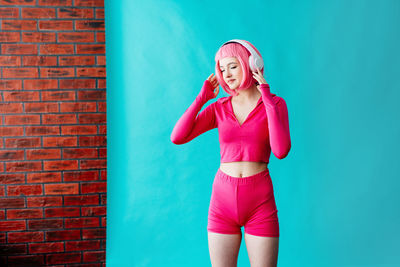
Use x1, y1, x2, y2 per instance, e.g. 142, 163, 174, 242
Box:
170, 80, 217, 145
259, 83, 291, 159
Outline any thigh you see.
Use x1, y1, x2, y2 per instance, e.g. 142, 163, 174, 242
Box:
244, 233, 279, 267
208, 231, 242, 267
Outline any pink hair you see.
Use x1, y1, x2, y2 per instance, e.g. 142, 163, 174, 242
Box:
214, 40, 264, 96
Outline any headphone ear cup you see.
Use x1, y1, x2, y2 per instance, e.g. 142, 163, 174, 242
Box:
254, 57, 263, 71
248, 54, 255, 72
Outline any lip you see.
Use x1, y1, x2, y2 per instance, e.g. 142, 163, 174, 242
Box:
228, 79, 235, 83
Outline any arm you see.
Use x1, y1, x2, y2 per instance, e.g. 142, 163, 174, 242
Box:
170, 80, 217, 145
259, 83, 291, 159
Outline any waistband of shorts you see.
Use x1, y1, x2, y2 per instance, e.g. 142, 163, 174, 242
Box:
216, 168, 270, 185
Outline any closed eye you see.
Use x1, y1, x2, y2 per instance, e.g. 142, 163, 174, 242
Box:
220, 66, 237, 73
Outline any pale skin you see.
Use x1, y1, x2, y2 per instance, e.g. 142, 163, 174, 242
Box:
206, 57, 279, 267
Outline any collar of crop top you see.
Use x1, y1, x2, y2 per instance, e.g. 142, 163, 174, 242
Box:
217, 92, 277, 127
217, 92, 277, 105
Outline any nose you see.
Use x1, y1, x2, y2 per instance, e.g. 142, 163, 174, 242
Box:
224, 69, 232, 78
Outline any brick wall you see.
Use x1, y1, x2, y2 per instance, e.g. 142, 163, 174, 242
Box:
0, 0, 106, 266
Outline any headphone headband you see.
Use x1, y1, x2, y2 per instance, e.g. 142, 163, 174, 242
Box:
220, 39, 264, 72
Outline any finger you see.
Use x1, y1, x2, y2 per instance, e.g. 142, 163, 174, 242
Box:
214, 87, 219, 97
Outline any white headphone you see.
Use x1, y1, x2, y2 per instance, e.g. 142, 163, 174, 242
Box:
220, 39, 264, 72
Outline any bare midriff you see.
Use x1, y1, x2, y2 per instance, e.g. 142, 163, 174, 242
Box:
219, 161, 268, 178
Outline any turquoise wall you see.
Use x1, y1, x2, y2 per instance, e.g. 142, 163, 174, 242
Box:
105, 0, 400, 266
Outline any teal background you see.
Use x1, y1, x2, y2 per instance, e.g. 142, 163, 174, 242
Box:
105, 0, 400, 266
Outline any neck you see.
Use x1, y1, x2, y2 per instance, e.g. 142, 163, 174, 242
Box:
232, 83, 260, 102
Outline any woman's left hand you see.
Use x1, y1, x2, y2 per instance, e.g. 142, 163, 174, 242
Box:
252, 67, 268, 90
253, 67, 275, 103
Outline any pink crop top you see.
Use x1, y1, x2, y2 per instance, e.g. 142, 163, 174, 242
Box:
170, 80, 291, 163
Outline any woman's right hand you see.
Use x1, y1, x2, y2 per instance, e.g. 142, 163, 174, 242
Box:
200, 73, 220, 102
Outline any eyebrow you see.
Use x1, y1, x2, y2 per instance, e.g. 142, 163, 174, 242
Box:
219, 62, 237, 68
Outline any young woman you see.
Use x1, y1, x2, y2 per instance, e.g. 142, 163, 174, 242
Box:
171, 39, 291, 267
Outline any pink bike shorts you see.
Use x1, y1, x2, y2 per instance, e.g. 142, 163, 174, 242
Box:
207, 168, 279, 237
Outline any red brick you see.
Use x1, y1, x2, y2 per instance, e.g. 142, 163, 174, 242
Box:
7, 208, 43, 219
43, 136, 77, 147
81, 182, 106, 194
75, 20, 104, 31
3, 91, 40, 101
0, 80, 22, 90
2, 20, 37, 30
0, 220, 26, 231
44, 183, 79, 195
63, 170, 98, 182
23, 79, 58, 90
25, 126, 60, 136
97, 32, 105, 43
40, 67, 75, 78
59, 78, 96, 89
75, 0, 104, 7
78, 89, 106, 100
22, 55, 58, 66
42, 90, 76, 101
58, 33, 95, 43
0, 0, 35, 6
40, 44, 74, 54
7, 184, 43, 196
82, 228, 105, 239
46, 252, 81, 265
28, 218, 63, 230
6, 161, 42, 172
27, 172, 62, 183
65, 217, 99, 228
64, 194, 99, 206
5, 137, 41, 148
0, 55, 20, 65
44, 206, 80, 218
62, 125, 97, 135
0, 198, 25, 209
79, 136, 106, 147
0, 150, 24, 161
83, 250, 105, 262
0, 173, 25, 184
60, 102, 97, 112
0, 243, 27, 254
26, 148, 61, 160
25, 102, 59, 113
44, 161, 78, 175
0, 7, 19, 18
63, 148, 98, 159
39, 20, 73, 31
80, 159, 106, 170
22, 7, 56, 18
81, 206, 106, 216
38, 0, 73, 6
45, 229, 80, 241
8, 231, 44, 243
27, 196, 63, 207
65, 240, 100, 251
76, 45, 105, 54
4, 114, 41, 125
95, 9, 104, 19
29, 242, 64, 253
7, 255, 44, 266
2, 68, 39, 78
58, 7, 94, 18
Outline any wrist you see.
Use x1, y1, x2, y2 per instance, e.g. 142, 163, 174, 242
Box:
198, 80, 213, 102
259, 83, 274, 102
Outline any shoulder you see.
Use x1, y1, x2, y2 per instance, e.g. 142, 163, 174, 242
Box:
270, 93, 286, 105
